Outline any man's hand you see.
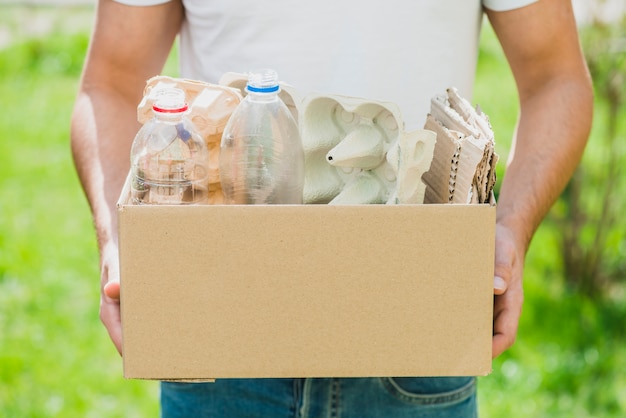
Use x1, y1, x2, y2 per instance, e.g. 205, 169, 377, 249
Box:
492, 223, 525, 358
100, 243, 123, 355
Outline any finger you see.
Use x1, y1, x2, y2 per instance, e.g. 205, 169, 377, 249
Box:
492, 311, 514, 358
108, 323, 123, 356
104, 279, 121, 300
493, 225, 516, 296
100, 298, 123, 355
492, 334, 511, 359
493, 275, 507, 295
492, 290, 522, 358
492, 307, 516, 359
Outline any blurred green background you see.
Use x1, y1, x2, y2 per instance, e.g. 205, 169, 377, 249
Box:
0, 3, 624, 417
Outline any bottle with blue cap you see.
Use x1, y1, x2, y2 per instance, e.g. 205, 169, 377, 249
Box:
130, 87, 209, 204
219, 69, 304, 204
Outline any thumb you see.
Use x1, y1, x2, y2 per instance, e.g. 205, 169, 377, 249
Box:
104, 279, 121, 300
494, 275, 507, 295
493, 224, 517, 296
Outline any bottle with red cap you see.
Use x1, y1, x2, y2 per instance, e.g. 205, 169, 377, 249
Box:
130, 88, 209, 204
219, 69, 304, 204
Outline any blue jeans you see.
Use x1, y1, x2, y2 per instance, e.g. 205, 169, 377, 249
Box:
161, 377, 477, 417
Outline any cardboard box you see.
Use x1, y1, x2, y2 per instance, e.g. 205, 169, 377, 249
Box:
119, 75, 498, 380
118, 184, 495, 380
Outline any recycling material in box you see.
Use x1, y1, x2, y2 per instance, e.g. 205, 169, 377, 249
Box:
117, 74, 497, 380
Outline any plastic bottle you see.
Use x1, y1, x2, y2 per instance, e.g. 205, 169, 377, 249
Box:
219, 69, 304, 204
130, 88, 209, 204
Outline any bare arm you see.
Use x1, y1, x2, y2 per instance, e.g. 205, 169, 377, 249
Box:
71, 0, 183, 353
486, 0, 593, 357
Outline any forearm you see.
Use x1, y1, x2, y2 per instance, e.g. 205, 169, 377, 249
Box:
71, 0, 194, 353
71, 70, 150, 354
71, 0, 183, 257
71, 86, 140, 254
497, 74, 593, 250
487, 0, 594, 252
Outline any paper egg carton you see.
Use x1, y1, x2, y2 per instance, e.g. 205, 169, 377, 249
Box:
136, 75, 496, 205
297, 93, 438, 205
137, 75, 243, 204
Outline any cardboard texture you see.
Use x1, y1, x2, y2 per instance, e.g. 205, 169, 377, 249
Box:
118, 196, 495, 380
422, 88, 498, 204
119, 76, 497, 380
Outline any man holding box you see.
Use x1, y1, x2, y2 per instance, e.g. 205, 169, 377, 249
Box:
71, 0, 592, 416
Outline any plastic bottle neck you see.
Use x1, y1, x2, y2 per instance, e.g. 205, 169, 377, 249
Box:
153, 108, 187, 122
247, 92, 280, 103
245, 82, 280, 103
151, 87, 189, 121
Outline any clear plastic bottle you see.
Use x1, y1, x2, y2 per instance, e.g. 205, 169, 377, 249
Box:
219, 69, 304, 204
130, 88, 209, 204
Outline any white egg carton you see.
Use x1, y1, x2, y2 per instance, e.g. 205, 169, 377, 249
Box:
136, 74, 495, 206
297, 93, 436, 205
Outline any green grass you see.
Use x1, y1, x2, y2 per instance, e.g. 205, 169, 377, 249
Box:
0, 19, 159, 418
1, 6, 625, 417
475, 20, 626, 418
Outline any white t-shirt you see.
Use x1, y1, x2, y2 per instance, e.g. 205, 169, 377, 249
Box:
115, 0, 536, 129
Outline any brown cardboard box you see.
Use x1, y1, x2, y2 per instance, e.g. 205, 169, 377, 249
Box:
117, 183, 495, 380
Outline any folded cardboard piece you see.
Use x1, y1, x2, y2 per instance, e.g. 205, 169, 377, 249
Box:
422, 88, 498, 204
118, 75, 497, 380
